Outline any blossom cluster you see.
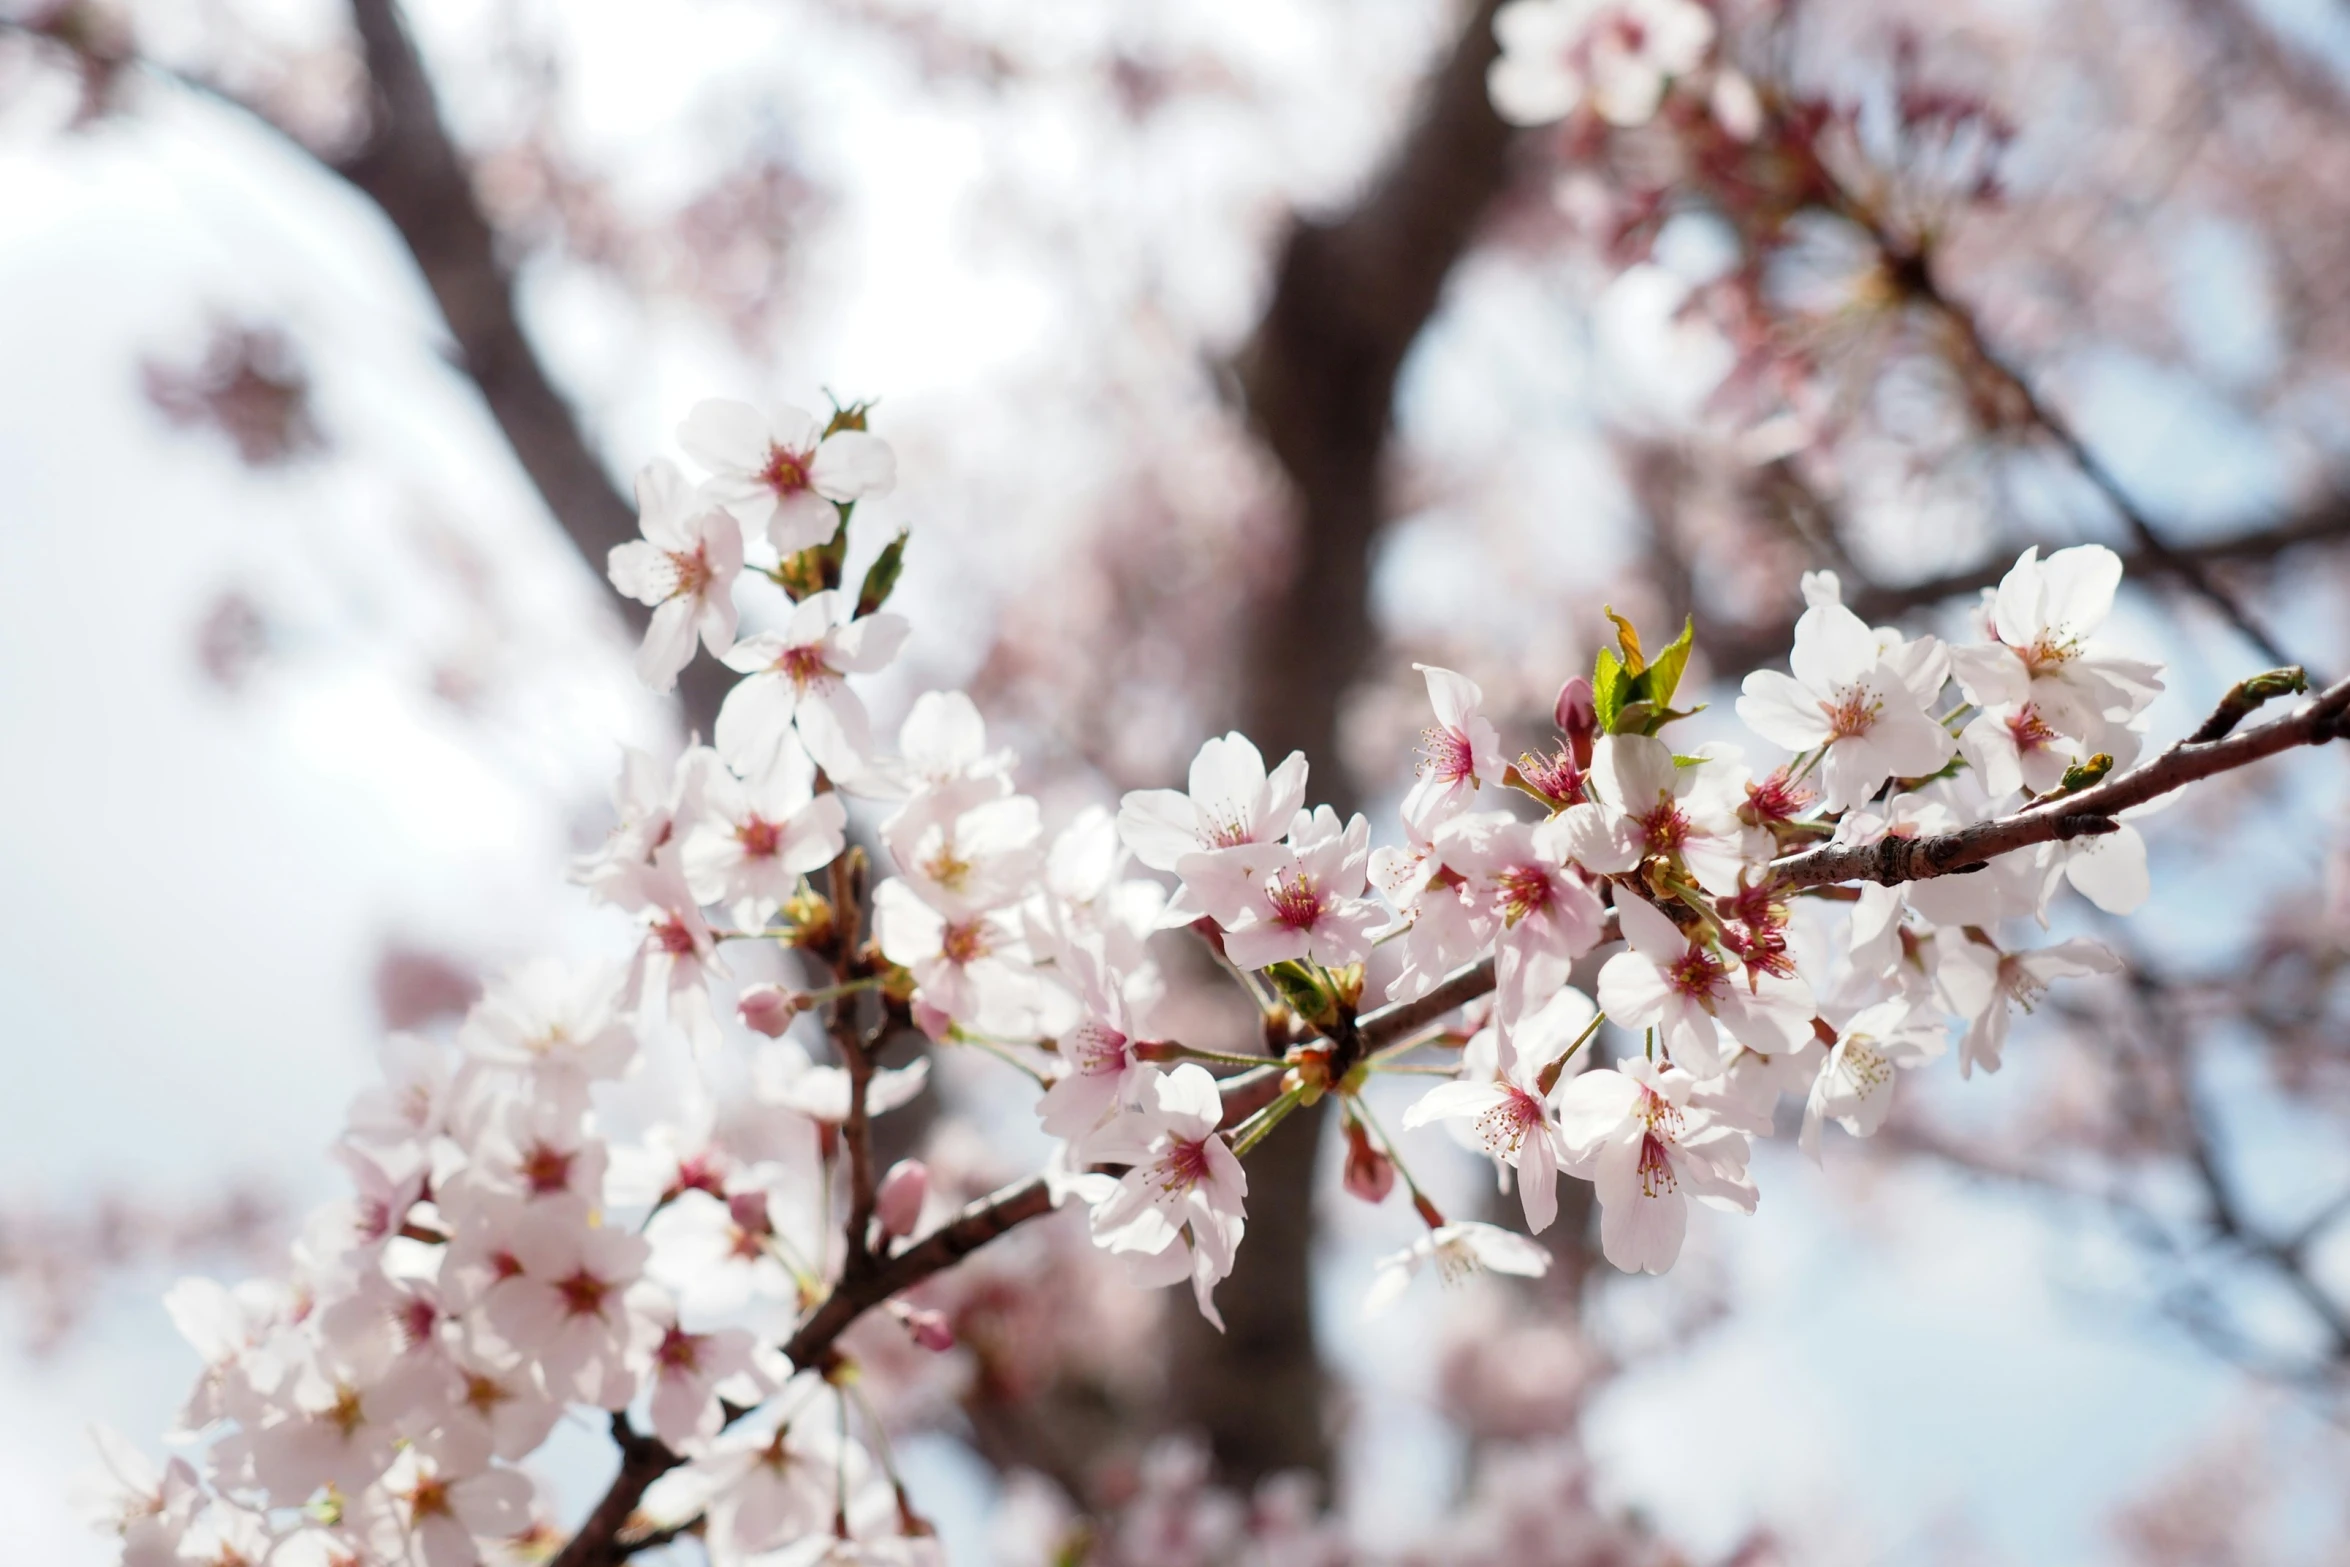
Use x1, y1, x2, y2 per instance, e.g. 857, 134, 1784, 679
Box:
93, 393, 2175, 1566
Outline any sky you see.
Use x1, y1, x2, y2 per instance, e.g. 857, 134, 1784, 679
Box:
5, 2, 2350, 1563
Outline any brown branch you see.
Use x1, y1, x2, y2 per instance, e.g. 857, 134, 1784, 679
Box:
548, 1415, 691, 1567
8, 5, 729, 730
1873, 237, 2300, 671
545, 1044, 1351, 1562
1768, 671, 2350, 893
1358, 957, 1498, 1045
336, 0, 728, 730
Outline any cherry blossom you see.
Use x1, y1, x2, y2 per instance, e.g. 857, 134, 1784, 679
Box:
366, 1443, 533, 1567
1947, 544, 2165, 752
1035, 946, 1161, 1155
607, 458, 745, 693
1799, 998, 1947, 1159
1556, 1055, 1756, 1275
1084, 1065, 1249, 1328
1736, 601, 1957, 812
872, 877, 1044, 1037
716, 589, 909, 777
476, 1208, 651, 1405
1488, 0, 1716, 129
1403, 663, 1508, 830
682, 735, 850, 922
640, 1311, 765, 1450
678, 397, 896, 554
1565, 734, 1759, 897
1369, 814, 1489, 1005
99, 387, 2282, 1565
1178, 804, 1383, 971
1362, 1221, 1552, 1319
1116, 732, 1308, 922
1959, 698, 2085, 798
1437, 810, 1607, 1021
1402, 1002, 1584, 1233
1595, 895, 1812, 1077
1937, 935, 2121, 1076
456, 959, 637, 1081
881, 783, 1043, 921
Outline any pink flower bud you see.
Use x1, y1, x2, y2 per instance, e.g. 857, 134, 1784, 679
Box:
876, 1159, 928, 1239
728, 1189, 773, 1236
737, 983, 804, 1037
1555, 676, 1597, 765
1342, 1122, 1396, 1205
894, 1301, 955, 1353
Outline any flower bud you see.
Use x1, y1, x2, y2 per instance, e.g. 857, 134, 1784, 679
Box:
737, 983, 805, 1037
728, 1189, 774, 1237
876, 1159, 928, 1239
1342, 1122, 1395, 1205
893, 1300, 955, 1353
1558, 679, 1598, 763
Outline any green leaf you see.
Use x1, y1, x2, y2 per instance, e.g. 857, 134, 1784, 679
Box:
855, 530, 910, 618
1263, 960, 1339, 1030
1644, 616, 1695, 710
1592, 646, 1629, 734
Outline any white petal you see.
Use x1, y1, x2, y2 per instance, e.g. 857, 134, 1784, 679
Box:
676, 399, 774, 476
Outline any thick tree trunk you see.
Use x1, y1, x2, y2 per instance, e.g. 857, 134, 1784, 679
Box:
1164, 0, 1518, 1491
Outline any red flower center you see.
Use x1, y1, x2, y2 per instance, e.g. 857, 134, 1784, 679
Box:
1418, 724, 1476, 786
942, 920, 989, 965
521, 1142, 575, 1197
554, 1268, 611, 1319
759, 443, 815, 498
1666, 942, 1729, 1000
1268, 869, 1326, 931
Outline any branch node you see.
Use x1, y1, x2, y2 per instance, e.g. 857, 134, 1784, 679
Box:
2188, 666, 2309, 744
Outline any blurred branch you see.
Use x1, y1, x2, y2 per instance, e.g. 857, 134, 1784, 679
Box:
1897, 253, 2297, 669
1710, 504, 2350, 673
335, 0, 727, 730
5, 3, 725, 730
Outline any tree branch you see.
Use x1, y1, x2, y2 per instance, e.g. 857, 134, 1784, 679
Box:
8, 4, 730, 730
1768, 670, 2350, 893
1710, 505, 2350, 674
1874, 235, 2301, 671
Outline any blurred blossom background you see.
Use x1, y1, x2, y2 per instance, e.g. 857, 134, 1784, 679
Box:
12, 0, 2350, 1561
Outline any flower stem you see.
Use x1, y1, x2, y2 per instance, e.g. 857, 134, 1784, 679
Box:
1228, 1086, 1306, 1159
1348, 1093, 1441, 1228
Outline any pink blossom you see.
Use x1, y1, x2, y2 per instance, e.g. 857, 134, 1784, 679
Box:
1595, 895, 1811, 1077
678, 397, 895, 554
1556, 1055, 1756, 1275
1402, 664, 1508, 830
1085, 1065, 1249, 1329
716, 589, 909, 778
606, 458, 744, 693
1178, 805, 1383, 971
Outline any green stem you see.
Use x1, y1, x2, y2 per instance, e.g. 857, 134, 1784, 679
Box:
1228, 1086, 1305, 1159
1348, 1093, 1440, 1227
1164, 1044, 1278, 1069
